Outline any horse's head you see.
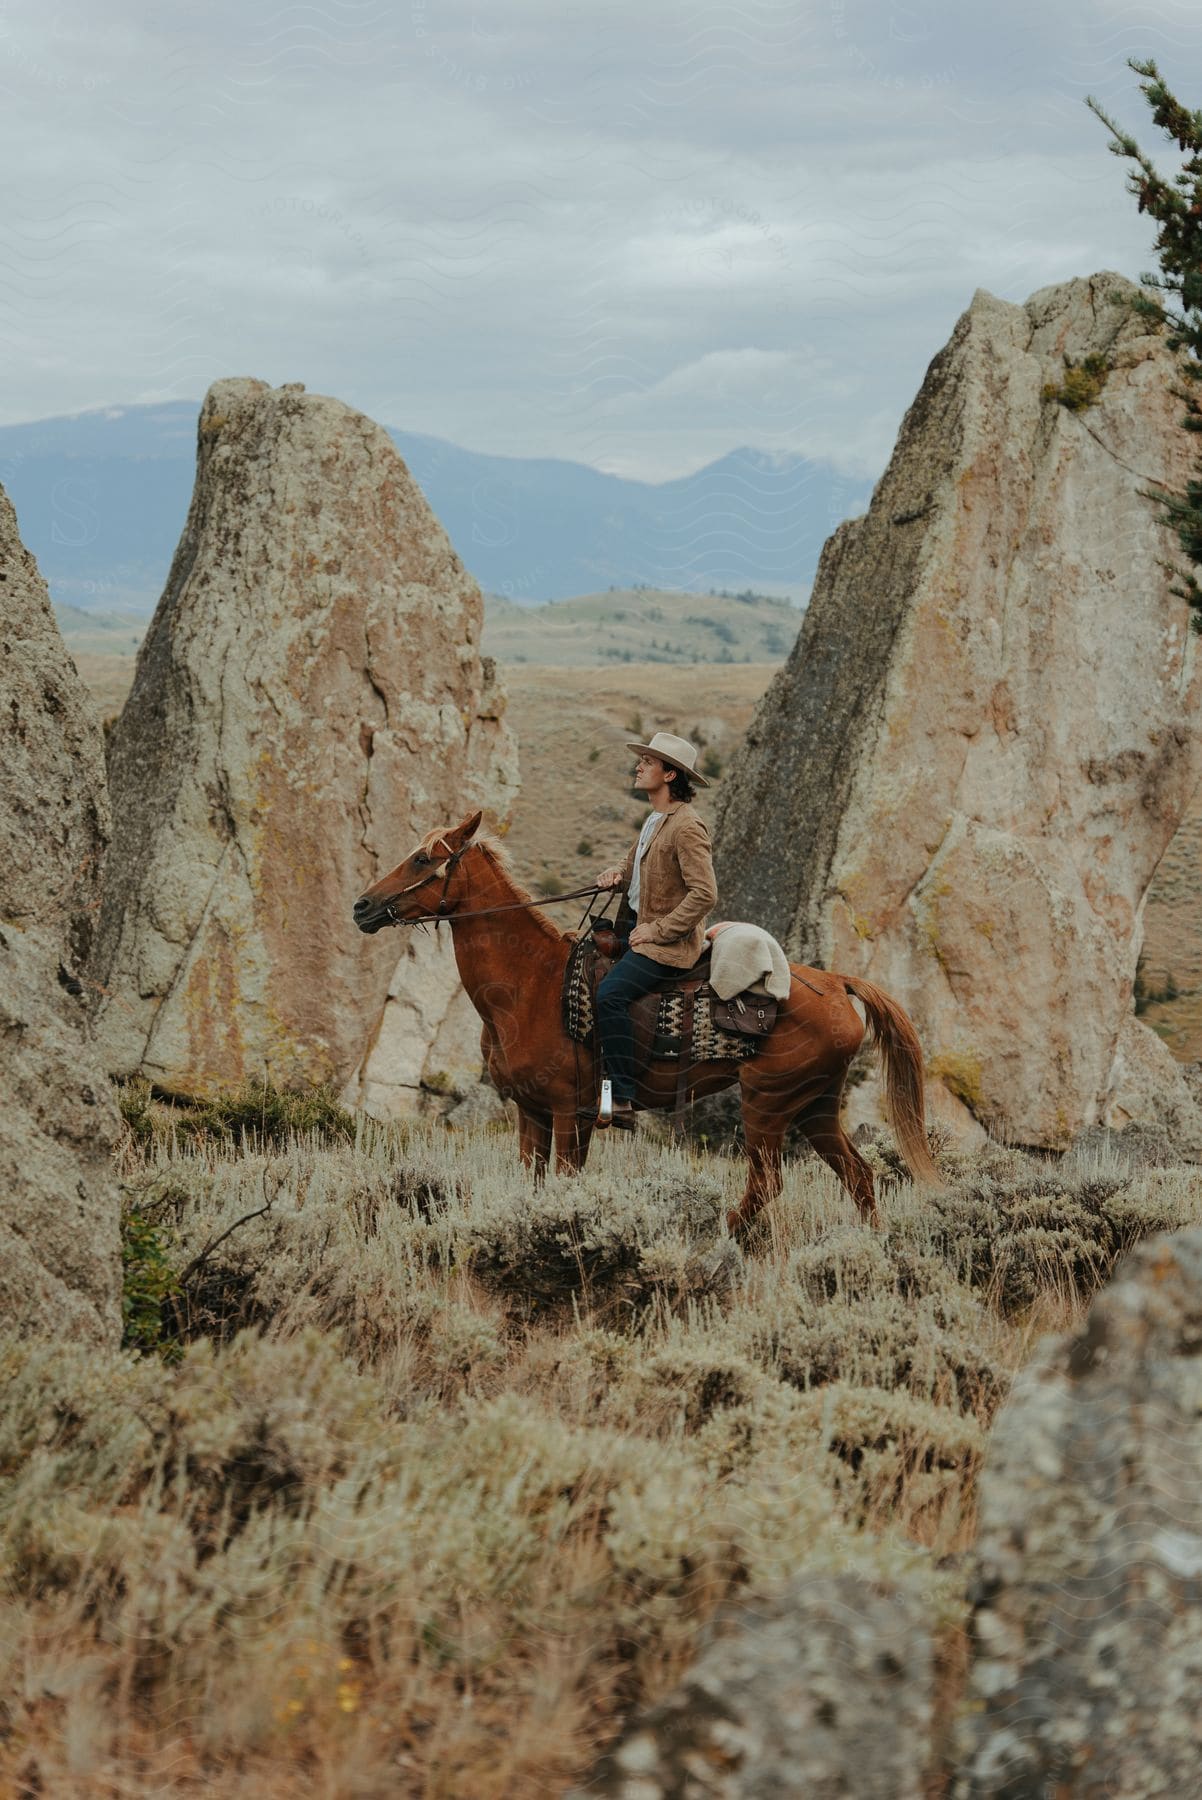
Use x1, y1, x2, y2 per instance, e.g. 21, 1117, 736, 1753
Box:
352, 810, 483, 933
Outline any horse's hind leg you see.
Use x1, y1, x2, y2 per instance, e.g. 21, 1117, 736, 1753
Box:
797, 1083, 879, 1227
517, 1106, 553, 1182
727, 1067, 790, 1237
729, 1065, 876, 1238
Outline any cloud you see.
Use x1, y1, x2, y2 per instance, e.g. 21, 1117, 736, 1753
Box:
0, 0, 1197, 481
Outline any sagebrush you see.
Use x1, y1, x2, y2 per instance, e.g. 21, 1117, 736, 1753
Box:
3, 1109, 1199, 1795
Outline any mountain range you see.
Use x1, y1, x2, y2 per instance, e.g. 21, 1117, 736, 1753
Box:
0, 400, 874, 610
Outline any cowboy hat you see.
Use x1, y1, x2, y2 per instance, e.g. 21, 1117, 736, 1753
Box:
624, 729, 710, 788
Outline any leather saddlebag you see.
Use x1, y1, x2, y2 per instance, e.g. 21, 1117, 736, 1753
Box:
710, 990, 777, 1036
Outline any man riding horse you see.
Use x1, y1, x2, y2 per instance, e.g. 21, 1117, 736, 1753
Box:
352, 735, 942, 1231
594, 731, 718, 1128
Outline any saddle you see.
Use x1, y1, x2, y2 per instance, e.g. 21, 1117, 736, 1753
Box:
562, 931, 778, 1067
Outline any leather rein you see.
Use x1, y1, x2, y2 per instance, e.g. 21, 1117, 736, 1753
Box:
380, 842, 610, 927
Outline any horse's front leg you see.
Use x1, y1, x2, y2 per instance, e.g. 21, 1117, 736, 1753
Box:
516, 1106, 553, 1181
553, 1110, 593, 1174
728, 1128, 784, 1237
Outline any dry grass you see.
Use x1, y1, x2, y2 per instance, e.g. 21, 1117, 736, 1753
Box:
3, 1115, 1201, 1796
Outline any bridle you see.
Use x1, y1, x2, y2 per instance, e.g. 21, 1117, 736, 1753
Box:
378, 839, 610, 928
379, 838, 471, 925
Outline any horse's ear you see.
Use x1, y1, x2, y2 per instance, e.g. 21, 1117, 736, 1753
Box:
452, 809, 483, 846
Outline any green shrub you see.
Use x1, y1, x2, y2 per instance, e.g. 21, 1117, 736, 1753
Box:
120, 1202, 180, 1355
116, 1075, 157, 1151
464, 1171, 736, 1321
187, 1082, 357, 1148
1041, 351, 1110, 411
117, 1079, 357, 1156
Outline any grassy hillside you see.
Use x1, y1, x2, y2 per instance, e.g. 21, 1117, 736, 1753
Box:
55, 605, 150, 720
482, 587, 802, 665
2, 1099, 1195, 1795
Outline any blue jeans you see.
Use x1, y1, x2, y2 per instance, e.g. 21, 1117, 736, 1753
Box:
596, 949, 669, 1102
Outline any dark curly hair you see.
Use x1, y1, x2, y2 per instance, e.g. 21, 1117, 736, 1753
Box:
665, 765, 697, 804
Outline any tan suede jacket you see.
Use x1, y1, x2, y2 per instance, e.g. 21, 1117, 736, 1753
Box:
618, 802, 719, 969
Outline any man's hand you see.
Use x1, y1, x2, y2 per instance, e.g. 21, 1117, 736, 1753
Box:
596, 867, 624, 889
629, 923, 653, 948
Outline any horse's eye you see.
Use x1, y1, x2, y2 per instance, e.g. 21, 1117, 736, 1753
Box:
413, 851, 429, 867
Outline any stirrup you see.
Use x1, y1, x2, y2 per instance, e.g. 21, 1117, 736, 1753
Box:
592, 1081, 636, 1132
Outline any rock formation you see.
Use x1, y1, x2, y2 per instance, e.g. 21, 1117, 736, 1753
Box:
93, 379, 517, 1104
347, 927, 499, 1118
573, 1573, 933, 1798
0, 483, 121, 1343
714, 273, 1202, 1149
1138, 793, 1202, 1057
954, 1227, 1202, 1796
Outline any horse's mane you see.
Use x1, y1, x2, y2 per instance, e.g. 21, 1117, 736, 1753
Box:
462, 833, 567, 945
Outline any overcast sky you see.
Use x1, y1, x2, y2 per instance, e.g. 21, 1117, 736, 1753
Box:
3, 0, 1200, 481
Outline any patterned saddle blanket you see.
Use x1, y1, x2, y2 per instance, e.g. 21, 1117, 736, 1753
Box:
562, 937, 773, 1065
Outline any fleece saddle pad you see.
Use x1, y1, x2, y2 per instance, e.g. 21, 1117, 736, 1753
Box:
562, 938, 766, 1064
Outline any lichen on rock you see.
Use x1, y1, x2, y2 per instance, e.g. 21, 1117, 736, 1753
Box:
574, 1571, 935, 1799
954, 1226, 1202, 1796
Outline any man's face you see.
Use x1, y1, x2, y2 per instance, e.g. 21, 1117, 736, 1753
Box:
634, 755, 669, 790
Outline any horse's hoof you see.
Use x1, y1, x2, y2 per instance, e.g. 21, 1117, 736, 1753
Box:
726, 1206, 765, 1242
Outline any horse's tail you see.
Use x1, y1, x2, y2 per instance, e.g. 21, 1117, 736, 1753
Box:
842, 976, 945, 1188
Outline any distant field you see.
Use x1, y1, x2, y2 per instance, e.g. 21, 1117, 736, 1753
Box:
55, 606, 149, 719
482, 586, 802, 666
55, 604, 150, 653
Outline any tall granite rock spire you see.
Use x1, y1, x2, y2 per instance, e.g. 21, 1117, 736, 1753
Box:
94, 379, 517, 1100
0, 482, 121, 1343
714, 274, 1202, 1148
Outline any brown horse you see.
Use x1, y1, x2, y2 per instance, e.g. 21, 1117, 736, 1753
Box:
352, 810, 942, 1233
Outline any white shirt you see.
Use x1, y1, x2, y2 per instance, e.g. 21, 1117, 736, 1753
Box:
627, 812, 663, 913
